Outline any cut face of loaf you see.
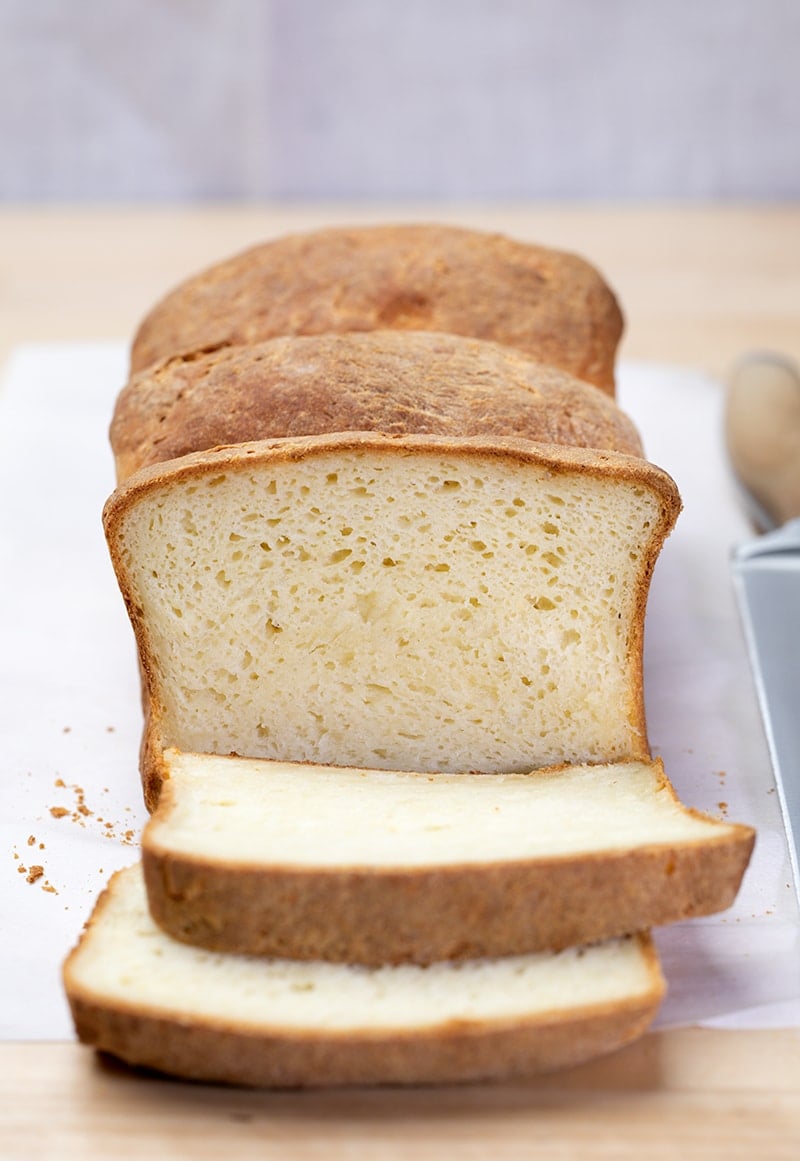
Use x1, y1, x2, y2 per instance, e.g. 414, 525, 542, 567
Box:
144, 752, 754, 964
129, 223, 624, 394
111, 330, 644, 483
64, 865, 664, 1088
104, 434, 681, 808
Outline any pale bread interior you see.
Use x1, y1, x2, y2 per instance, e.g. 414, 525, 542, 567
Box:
150, 751, 733, 868
69, 866, 662, 1032
111, 443, 670, 773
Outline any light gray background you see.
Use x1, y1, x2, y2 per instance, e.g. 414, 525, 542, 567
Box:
1, 0, 798, 201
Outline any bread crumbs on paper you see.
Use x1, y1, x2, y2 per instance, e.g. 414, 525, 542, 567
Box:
12, 847, 58, 894
48, 779, 137, 845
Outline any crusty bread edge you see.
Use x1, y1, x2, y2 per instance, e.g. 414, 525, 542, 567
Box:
63, 873, 665, 1088
128, 223, 625, 393
141, 755, 754, 964
65, 986, 662, 1088
111, 328, 642, 483
101, 432, 682, 810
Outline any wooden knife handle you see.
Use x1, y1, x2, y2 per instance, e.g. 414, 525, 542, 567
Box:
725, 354, 800, 529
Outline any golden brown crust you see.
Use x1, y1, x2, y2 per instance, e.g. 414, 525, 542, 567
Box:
66, 991, 661, 1088
102, 433, 682, 808
128, 224, 624, 394
112, 331, 642, 483
141, 797, 754, 965
63, 889, 664, 1089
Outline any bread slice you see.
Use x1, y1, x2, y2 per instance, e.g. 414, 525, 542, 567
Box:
111, 330, 644, 483
102, 433, 681, 808
63, 865, 665, 1088
128, 224, 624, 393
143, 751, 754, 964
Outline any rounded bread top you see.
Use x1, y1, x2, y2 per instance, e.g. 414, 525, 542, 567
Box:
129, 224, 623, 393
112, 330, 643, 483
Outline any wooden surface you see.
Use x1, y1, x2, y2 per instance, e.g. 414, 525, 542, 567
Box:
1, 1032, 799, 1159
2, 204, 800, 1157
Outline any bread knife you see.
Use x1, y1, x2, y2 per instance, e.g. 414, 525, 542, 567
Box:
732, 520, 800, 900
728, 355, 800, 902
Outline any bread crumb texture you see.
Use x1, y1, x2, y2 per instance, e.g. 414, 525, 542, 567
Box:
154, 754, 729, 867
114, 446, 668, 772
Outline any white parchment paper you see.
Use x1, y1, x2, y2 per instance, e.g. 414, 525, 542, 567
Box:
1, 343, 798, 1040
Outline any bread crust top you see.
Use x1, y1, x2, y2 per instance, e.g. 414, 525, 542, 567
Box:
112, 330, 641, 482
129, 224, 623, 392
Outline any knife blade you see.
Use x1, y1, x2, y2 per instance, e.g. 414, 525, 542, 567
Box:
726, 354, 800, 900
732, 517, 800, 901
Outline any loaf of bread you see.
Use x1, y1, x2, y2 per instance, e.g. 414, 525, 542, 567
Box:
103, 433, 681, 808
143, 750, 754, 965
63, 864, 665, 1088
67, 226, 749, 1089
128, 224, 624, 394
112, 330, 643, 484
